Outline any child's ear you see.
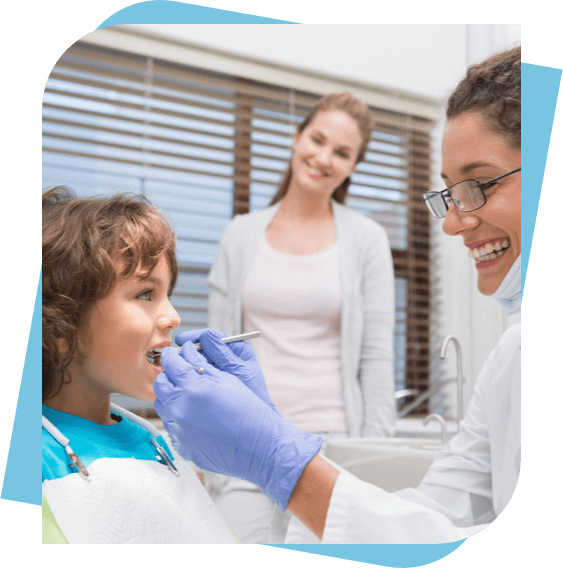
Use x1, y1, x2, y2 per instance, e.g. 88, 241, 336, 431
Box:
55, 337, 69, 354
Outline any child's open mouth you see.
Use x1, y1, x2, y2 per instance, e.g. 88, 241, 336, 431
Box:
146, 348, 163, 369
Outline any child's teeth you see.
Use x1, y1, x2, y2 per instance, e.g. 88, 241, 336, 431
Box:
502, 239, 509, 248
494, 241, 503, 251
484, 243, 494, 253
146, 348, 163, 365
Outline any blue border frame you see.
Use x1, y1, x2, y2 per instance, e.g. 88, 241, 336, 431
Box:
4, 3, 560, 564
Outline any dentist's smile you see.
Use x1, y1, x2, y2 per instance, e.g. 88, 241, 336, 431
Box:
441, 112, 521, 296
466, 237, 511, 266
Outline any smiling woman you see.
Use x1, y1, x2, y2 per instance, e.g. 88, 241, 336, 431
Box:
151, 45, 523, 545
270, 92, 375, 207
204, 92, 396, 543
440, 46, 521, 297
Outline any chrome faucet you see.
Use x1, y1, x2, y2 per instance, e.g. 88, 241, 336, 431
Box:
423, 414, 448, 445
440, 335, 464, 432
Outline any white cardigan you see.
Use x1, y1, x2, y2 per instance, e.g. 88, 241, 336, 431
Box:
207, 200, 396, 437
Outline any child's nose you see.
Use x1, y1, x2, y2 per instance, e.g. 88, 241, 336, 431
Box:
158, 300, 181, 330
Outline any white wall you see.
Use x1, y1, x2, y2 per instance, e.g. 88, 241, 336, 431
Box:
119, 24, 521, 416
125, 24, 467, 100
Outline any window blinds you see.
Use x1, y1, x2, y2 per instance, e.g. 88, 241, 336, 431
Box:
43, 40, 435, 410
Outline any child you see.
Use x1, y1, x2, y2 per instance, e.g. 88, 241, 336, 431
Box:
42, 187, 238, 544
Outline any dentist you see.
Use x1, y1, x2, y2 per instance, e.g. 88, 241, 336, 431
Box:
154, 45, 521, 543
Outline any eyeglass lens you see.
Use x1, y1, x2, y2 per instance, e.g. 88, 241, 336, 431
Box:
426, 180, 486, 218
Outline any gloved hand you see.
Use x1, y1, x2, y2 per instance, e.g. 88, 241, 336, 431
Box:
154, 342, 322, 511
175, 329, 274, 410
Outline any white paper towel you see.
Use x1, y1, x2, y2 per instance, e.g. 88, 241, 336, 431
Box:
43, 458, 238, 544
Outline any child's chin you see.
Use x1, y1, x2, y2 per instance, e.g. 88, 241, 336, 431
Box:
143, 392, 157, 403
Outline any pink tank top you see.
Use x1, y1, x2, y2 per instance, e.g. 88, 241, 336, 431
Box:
242, 236, 347, 433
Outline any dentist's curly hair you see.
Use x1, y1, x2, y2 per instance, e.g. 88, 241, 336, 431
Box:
447, 45, 521, 149
271, 92, 374, 205
42, 187, 178, 400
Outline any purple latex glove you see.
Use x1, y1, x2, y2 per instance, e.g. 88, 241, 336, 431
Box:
153, 342, 322, 511
175, 329, 275, 410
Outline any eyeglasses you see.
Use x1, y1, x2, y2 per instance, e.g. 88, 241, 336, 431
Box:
422, 167, 521, 219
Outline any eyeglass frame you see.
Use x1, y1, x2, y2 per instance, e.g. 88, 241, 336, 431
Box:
422, 167, 521, 219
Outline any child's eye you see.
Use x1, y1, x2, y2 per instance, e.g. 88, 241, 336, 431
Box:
137, 289, 153, 301
336, 150, 350, 159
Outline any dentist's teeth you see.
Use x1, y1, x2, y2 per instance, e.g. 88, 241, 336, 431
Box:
468, 238, 512, 263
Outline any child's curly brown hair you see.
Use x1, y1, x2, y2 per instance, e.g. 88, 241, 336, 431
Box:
42, 187, 178, 400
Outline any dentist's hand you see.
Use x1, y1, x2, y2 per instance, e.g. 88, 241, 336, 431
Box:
153, 343, 322, 511
175, 329, 274, 410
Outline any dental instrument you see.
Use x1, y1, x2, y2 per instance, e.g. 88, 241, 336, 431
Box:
170, 331, 260, 374
174, 331, 261, 353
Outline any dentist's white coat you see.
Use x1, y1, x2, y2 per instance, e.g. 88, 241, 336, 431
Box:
285, 322, 521, 544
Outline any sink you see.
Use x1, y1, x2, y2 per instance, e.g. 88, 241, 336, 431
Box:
324, 437, 448, 492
